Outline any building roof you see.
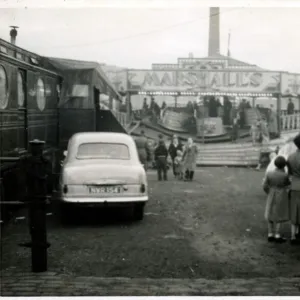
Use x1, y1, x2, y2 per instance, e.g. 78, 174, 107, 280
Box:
45, 57, 121, 98
178, 53, 265, 70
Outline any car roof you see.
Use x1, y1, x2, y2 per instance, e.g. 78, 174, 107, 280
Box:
70, 132, 133, 144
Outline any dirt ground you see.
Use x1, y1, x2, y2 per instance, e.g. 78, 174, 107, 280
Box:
1, 167, 299, 279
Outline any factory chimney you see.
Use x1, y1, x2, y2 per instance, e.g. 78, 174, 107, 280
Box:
208, 7, 220, 56
10, 26, 19, 45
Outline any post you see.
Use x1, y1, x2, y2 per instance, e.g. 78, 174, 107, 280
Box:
174, 95, 177, 108
252, 97, 255, 108
277, 93, 282, 137
202, 116, 205, 144
126, 92, 131, 125
24, 139, 50, 272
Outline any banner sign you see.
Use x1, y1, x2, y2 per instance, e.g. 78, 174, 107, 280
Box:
127, 70, 281, 94
196, 117, 224, 137
281, 73, 300, 95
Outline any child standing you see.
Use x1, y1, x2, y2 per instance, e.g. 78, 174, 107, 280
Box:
263, 156, 291, 243
174, 150, 183, 179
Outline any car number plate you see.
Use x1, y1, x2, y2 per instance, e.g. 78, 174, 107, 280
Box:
88, 186, 121, 194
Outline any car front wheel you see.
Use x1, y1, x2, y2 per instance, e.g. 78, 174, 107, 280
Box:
133, 203, 145, 221
60, 203, 72, 225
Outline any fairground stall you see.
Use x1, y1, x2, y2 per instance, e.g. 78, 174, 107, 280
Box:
106, 55, 300, 142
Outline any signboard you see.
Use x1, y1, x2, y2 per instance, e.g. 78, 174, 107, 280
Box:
281, 73, 300, 95
128, 70, 176, 91
127, 70, 281, 94
196, 117, 224, 137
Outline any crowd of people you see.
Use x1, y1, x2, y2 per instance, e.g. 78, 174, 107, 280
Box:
263, 133, 300, 245
135, 128, 300, 245
135, 131, 198, 182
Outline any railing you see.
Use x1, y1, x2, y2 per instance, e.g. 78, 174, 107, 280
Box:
280, 110, 300, 116
280, 113, 300, 131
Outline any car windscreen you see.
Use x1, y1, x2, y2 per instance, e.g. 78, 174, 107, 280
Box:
76, 143, 130, 160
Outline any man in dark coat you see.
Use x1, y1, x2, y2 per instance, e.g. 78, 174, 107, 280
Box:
287, 99, 295, 115
135, 130, 151, 170
154, 138, 168, 181
223, 96, 232, 125
238, 99, 247, 128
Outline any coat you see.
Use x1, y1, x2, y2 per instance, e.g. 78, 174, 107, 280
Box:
135, 136, 150, 164
268, 110, 278, 134
287, 150, 300, 224
182, 144, 198, 171
154, 143, 168, 160
168, 142, 183, 160
262, 169, 291, 223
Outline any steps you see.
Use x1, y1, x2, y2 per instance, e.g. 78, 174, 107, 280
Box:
132, 120, 299, 167
196, 146, 259, 167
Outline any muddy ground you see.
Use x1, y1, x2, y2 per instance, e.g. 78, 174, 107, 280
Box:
1, 168, 299, 279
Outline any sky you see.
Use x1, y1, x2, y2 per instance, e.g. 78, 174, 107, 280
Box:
1, 0, 300, 72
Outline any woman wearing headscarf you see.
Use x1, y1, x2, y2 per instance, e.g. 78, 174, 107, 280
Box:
168, 135, 183, 177
182, 137, 198, 181
287, 133, 300, 245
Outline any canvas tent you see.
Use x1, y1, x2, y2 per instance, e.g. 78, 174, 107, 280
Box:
43, 57, 122, 108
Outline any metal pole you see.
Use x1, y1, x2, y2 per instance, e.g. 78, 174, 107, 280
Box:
277, 93, 282, 137
22, 139, 50, 272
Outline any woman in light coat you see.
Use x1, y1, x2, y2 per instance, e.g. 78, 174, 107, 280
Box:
182, 137, 198, 181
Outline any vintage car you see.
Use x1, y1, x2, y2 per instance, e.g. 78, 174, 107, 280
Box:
58, 132, 148, 222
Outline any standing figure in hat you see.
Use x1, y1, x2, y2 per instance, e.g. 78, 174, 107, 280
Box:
287, 133, 300, 245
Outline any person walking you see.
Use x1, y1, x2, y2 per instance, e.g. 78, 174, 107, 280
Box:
182, 137, 198, 181
287, 98, 295, 115
287, 133, 300, 245
168, 135, 183, 177
154, 138, 168, 181
231, 117, 239, 143
268, 105, 278, 139
262, 156, 291, 243
250, 119, 260, 145
135, 130, 151, 170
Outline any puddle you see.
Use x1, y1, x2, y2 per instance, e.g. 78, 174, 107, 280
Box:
163, 234, 184, 240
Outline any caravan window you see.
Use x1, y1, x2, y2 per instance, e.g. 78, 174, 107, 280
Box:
0, 65, 8, 109
18, 71, 25, 107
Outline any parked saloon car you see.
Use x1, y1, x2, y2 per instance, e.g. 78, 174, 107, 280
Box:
58, 132, 148, 222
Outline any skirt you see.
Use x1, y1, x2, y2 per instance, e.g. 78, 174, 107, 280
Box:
290, 190, 300, 225
264, 188, 290, 223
